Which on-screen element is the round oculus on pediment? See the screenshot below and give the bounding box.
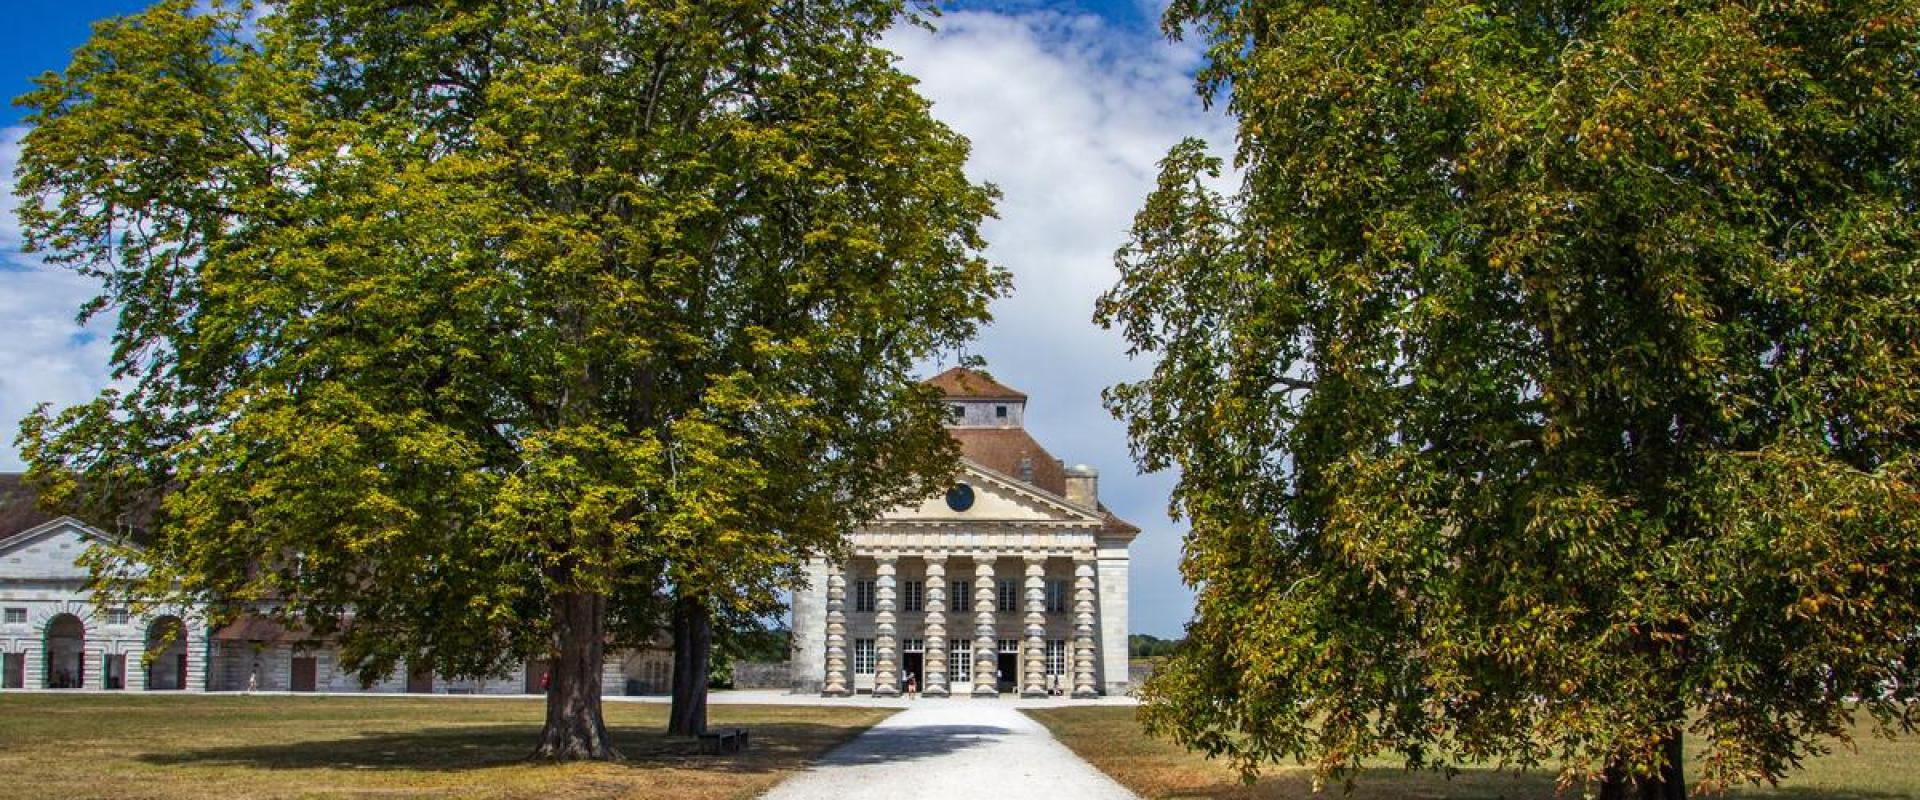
[945,483,975,512]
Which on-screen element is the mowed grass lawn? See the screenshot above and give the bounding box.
[0,694,889,800]
[1029,707,1920,800]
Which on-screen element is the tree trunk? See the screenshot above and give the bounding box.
[531,590,620,761]
[1598,729,1686,800]
[667,591,711,736]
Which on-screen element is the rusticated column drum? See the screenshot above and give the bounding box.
[823,565,850,697]
[1021,557,1048,697]
[1072,559,1098,698]
[874,558,900,697]
[924,558,949,697]
[973,559,999,697]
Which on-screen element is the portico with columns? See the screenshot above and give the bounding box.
[791,369,1138,698]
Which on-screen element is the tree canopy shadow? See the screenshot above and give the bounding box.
[136,722,860,775]
[805,723,1009,767]
[1164,767,1920,800]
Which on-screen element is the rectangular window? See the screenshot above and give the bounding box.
[854,639,875,675]
[996,579,1017,612]
[106,608,130,626]
[998,638,1021,654]
[1046,640,1067,676]
[902,638,924,653]
[950,639,972,682]
[1,652,22,689]
[2,608,24,625]
[854,579,876,613]
[952,581,971,611]
[902,580,924,612]
[995,405,1007,418]
[948,404,965,422]
[1046,580,1069,614]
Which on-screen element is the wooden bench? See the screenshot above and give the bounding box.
[698,727,750,754]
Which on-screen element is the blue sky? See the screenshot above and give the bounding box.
[0,1,1231,638]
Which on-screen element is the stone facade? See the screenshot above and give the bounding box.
[791,369,1139,697]
[0,512,660,696]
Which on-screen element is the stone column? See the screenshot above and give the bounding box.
[21,640,42,690]
[873,557,900,697]
[924,557,949,698]
[822,563,850,696]
[185,621,209,692]
[973,558,999,697]
[1098,553,1132,695]
[1021,556,1048,697]
[1073,559,1098,698]
[789,558,829,693]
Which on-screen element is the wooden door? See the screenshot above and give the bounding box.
[105,653,126,690]
[290,656,317,692]
[406,663,434,694]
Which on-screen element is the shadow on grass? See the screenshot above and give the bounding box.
[136,722,860,774]
[1161,767,1918,800]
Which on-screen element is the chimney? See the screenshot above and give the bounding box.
[1064,464,1098,509]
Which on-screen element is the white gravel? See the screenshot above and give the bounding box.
[758,701,1139,800]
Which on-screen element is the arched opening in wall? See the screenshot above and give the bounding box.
[44,614,85,689]
[145,616,188,690]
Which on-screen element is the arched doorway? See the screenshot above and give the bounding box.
[45,614,85,689]
[145,616,188,690]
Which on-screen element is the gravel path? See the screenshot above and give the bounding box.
[758,701,1138,799]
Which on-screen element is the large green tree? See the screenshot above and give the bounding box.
[14,0,1004,758]
[1098,0,1920,796]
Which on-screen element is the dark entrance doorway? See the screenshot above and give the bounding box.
[290,656,317,692]
[901,652,923,692]
[104,653,126,689]
[524,658,550,694]
[406,663,434,693]
[2,652,21,688]
[144,616,188,690]
[44,613,85,688]
[996,652,1018,693]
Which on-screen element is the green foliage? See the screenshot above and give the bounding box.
[708,622,792,686]
[15,0,1004,712]
[1098,0,1920,792]
[1129,633,1184,658]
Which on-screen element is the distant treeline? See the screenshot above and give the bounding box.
[1129,634,1184,658]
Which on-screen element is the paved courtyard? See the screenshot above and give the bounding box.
[760,701,1138,799]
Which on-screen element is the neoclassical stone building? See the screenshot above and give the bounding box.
[0,474,667,695]
[790,368,1139,697]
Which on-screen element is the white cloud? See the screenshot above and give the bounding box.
[0,9,1227,636]
[887,10,1233,636]
[0,126,115,472]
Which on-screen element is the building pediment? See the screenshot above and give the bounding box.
[0,517,132,582]
[874,460,1102,527]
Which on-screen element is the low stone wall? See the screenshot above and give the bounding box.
[1128,661,1155,690]
[731,660,791,690]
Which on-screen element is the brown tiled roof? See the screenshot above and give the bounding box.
[926,367,1027,400]
[1100,507,1141,535]
[950,427,1066,496]
[214,615,325,643]
[0,473,58,539]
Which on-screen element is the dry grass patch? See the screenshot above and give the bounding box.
[1026,707,1920,800]
[0,694,889,800]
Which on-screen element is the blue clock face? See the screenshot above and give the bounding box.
[945,483,975,512]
